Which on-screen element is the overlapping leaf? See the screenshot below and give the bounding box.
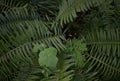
[57,0,105,24]
[0,8,65,81]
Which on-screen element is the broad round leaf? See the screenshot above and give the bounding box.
[38,47,58,69]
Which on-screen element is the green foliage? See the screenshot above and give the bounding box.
[31,40,91,81]
[0,7,65,81]
[38,47,58,69]
[84,28,120,81]
[33,43,47,52]
[57,0,105,24]
[85,29,120,57]
[0,0,27,12]
[0,0,120,81]
[33,44,58,69]
[32,44,75,81]
[41,53,74,81]
[82,0,120,31]
[66,39,87,68]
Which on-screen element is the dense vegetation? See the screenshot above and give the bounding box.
[0,0,120,81]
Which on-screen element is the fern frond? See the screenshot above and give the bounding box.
[84,28,120,80]
[57,0,105,24]
[0,8,65,81]
[12,64,42,81]
[82,0,119,31]
[41,53,75,81]
[86,53,120,81]
[0,0,27,12]
[75,69,101,81]
[31,0,59,15]
[85,29,120,57]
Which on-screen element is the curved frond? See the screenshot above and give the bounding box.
[11,64,42,81]
[85,29,120,57]
[0,8,65,81]
[57,0,105,24]
[0,0,27,12]
[31,0,59,16]
[85,53,120,81]
[84,28,120,80]
[41,52,75,81]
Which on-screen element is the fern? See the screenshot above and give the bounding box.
[32,44,75,81]
[84,28,120,80]
[0,0,27,12]
[0,0,120,81]
[57,0,105,24]
[12,64,42,81]
[85,29,120,57]
[0,8,65,81]
[41,53,74,81]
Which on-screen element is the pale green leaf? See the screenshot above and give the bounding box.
[38,47,58,69]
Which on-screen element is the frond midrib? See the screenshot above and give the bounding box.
[58,0,80,17]
[0,34,64,55]
[86,53,120,73]
[0,3,11,9]
[87,41,120,45]
[0,17,40,27]
[0,1,27,10]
